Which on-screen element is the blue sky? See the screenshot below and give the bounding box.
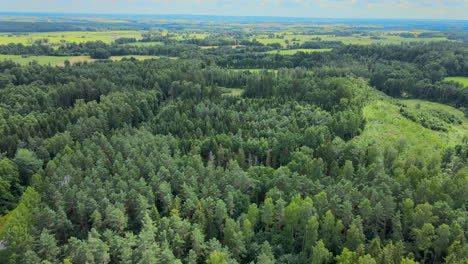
[1,0,467,20]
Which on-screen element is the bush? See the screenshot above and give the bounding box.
[90,48,111,59]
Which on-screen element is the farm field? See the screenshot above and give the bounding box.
[0,31,144,45]
[0,54,163,65]
[0,55,76,65]
[263,48,332,54]
[445,76,468,87]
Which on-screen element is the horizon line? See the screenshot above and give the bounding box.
[0,11,467,22]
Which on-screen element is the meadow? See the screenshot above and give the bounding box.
[221,88,244,96]
[0,31,144,45]
[354,92,467,162]
[444,76,468,87]
[0,54,162,66]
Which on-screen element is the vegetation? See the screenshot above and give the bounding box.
[445,77,468,87]
[263,49,332,55]
[0,15,466,264]
[0,54,162,65]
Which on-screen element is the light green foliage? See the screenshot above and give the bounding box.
[311,240,332,264]
[354,95,467,167]
[0,27,465,264]
[444,77,468,87]
[206,250,229,264]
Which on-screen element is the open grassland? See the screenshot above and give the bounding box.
[0,31,144,45]
[444,76,468,87]
[264,48,332,54]
[354,94,467,164]
[0,54,164,66]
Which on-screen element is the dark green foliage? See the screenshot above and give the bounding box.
[90,48,111,59]
[0,36,466,264]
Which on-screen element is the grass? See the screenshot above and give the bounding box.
[263,49,332,55]
[124,41,164,47]
[0,55,164,66]
[0,31,144,45]
[353,93,467,164]
[254,34,451,47]
[222,88,244,96]
[0,55,77,65]
[444,77,468,87]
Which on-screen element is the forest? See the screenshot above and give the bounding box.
[0,16,467,264]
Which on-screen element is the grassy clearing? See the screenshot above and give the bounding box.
[0,31,144,45]
[354,94,467,162]
[444,77,468,87]
[264,49,332,55]
[222,88,244,96]
[0,55,164,66]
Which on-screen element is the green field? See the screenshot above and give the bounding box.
[222,88,244,96]
[0,55,77,65]
[444,76,468,87]
[264,48,332,55]
[125,41,164,46]
[255,34,451,47]
[0,54,163,65]
[0,31,144,45]
[353,94,467,164]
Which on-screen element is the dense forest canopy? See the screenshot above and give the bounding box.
[0,16,466,264]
